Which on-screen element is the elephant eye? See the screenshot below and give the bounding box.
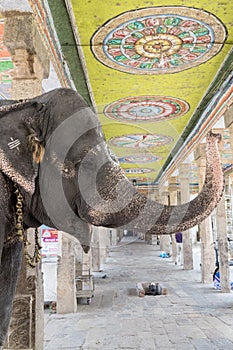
[62,162,76,179]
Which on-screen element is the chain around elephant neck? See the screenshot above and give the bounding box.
[14,184,42,268]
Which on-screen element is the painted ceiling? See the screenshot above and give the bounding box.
[67,0,233,185]
[0,0,233,187]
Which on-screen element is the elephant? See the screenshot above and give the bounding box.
[0,88,223,346]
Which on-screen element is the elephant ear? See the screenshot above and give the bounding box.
[0,100,45,194]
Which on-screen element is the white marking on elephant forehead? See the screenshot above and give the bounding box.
[0,148,34,194]
[8,137,20,151]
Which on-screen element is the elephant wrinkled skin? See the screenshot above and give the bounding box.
[0,88,224,345]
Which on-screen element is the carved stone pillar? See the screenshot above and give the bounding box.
[194,144,215,283]
[3,229,44,350]
[4,14,49,99]
[178,164,193,270]
[3,12,49,350]
[168,177,178,263]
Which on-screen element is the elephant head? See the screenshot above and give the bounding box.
[0,88,224,250]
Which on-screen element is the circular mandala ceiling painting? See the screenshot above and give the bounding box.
[91,7,226,74]
[104,96,189,122]
[119,155,161,163]
[109,134,173,148]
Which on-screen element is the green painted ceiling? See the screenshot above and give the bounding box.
[48,0,233,185]
[1,0,233,187]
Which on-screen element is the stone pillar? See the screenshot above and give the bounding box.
[178,164,193,270]
[110,229,117,247]
[117,229,124,243]
[223,104,233,130]
[168,177,178,263]
[74,234,93,306]
[212,126,230,292]
[91,227,110,272]
[92,227,101,272]
[4,14,49,99]
[99,228,110,266]
[158,185,171,253]
[220,114,233,292]
[145,188,160,243]
[216,195,231,292]
[194,144,215,283]
[3,12,49,350]
[3,230,44,349]
[56,233,77,313]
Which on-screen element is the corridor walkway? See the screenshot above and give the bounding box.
[44,238,233,350]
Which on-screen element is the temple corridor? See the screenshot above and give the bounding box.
[44,237,233,350]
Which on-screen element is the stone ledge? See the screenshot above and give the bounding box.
[0,0,32,17]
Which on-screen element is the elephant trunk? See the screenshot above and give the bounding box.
[81,131,223,235]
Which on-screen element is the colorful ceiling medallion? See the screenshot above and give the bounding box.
[124,168,152,174]
[104,95,189,122]
[119,154,161,163]
[91,7,226,74]
[109,134,173,148]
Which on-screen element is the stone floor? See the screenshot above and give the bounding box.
[44,238,233,350]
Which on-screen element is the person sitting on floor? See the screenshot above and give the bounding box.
[213,264,221,290]
[213,264,233,290]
